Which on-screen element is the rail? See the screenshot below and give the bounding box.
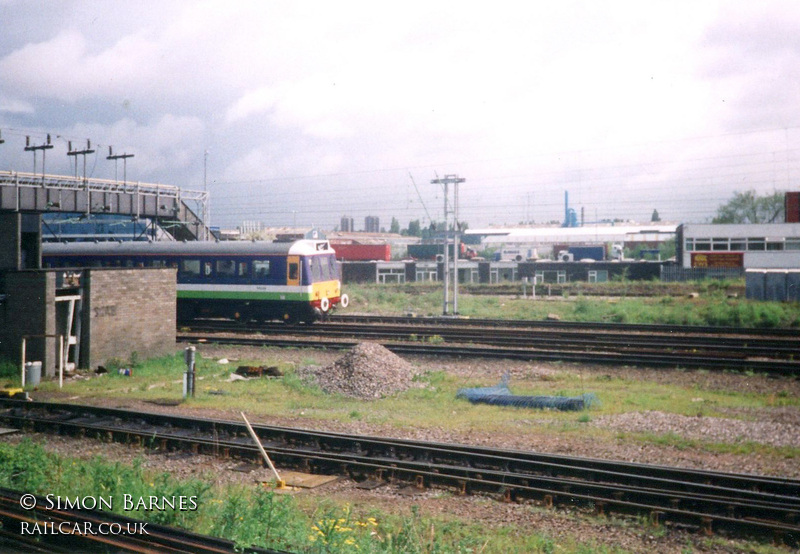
[1,400,797,545]
[178,322,800,374]
[329,314,800,337]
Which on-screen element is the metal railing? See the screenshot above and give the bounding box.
[0,170,207,203]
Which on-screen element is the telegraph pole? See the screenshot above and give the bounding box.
[107,146,134,185]
[431,174,465,315]
[68,140,95,215]
[204,149,210,236]
[67,140,95,184]
[25,134,54,184]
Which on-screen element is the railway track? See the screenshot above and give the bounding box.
[180,317,800,374]
[329,314,800,337]
[1,400,798,545]
[0,488,282,553]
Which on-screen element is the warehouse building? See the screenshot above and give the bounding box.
[677,223,800,270]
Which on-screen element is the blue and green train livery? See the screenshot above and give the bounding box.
[42,239,348,324]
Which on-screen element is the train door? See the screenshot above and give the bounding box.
[287,255,301,286]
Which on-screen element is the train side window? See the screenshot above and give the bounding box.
[786,238,800,250]
[181,259,200,276]
[288,262,298,281]
[238,262,248,277]
[204,262,213,276]
[253,260,270,278]
[216,259,236,276]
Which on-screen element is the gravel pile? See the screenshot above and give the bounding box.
[299,342,421,399]
[593,410,800,448]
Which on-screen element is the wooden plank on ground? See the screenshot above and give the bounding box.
[267,470,339,489]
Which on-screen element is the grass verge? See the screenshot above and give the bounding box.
[0,439,636,553]
[343,282,800,328]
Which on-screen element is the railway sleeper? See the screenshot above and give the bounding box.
[6,405,800,547]
[700,516,714,536]
[594,501,606,517]
[650,510,664,526]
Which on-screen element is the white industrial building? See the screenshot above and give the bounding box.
[465,224,677,260]
[678,223,800,269]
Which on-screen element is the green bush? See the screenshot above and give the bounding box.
[0,358,19,380]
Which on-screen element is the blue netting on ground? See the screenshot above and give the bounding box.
[456,376,598,411]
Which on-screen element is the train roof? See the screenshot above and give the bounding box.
[42,239,334,257]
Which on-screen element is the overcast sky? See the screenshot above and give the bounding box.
[1,1,799,231]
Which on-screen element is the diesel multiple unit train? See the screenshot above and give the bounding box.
[42,239,348,324]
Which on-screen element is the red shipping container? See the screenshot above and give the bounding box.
[786,191,800,223]
[330,243,391,261]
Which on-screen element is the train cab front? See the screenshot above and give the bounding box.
[310,283,348,321]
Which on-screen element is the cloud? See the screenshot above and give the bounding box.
[0,29,163,104]
[0,94,33,114]
[10,115,207,183]
[699,4,800,130]
[225,88,277,124]
[2,1,799,228]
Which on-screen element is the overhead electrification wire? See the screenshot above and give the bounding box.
[408,172,433,223]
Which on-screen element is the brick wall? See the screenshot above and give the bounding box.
[0,270,55,373]
[0,213,21,270]
[83,268,176,369]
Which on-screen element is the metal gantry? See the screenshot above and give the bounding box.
[431,174,465,315]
